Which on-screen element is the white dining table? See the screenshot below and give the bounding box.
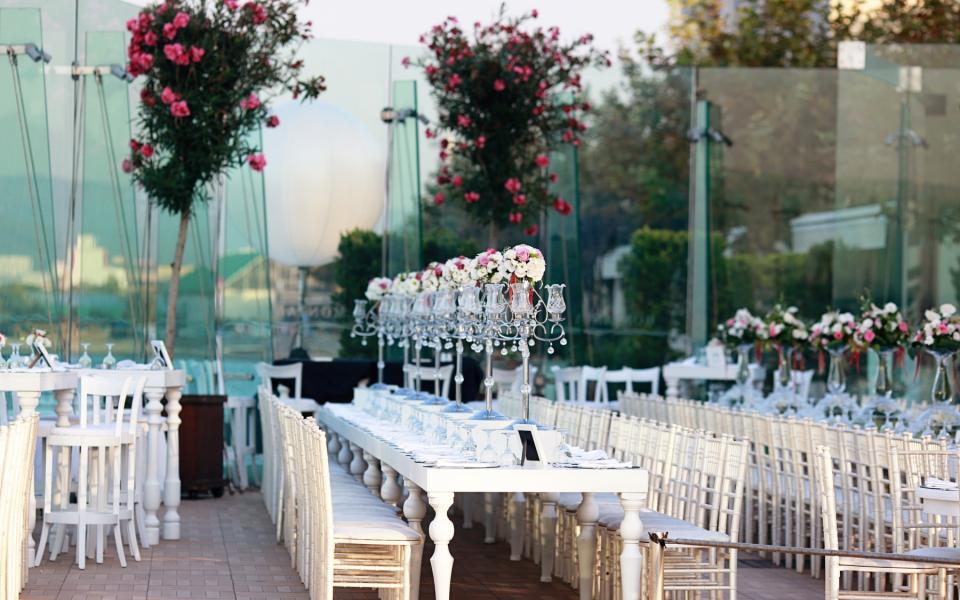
[318,401,650,600]
[0,366,186,547]
[662,359,765,398]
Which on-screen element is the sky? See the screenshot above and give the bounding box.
[302,0,670,53]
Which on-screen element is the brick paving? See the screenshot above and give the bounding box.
[22,491,823,599]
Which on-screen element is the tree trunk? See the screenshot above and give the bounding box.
[165,211,191,359]
[488,221,498,249]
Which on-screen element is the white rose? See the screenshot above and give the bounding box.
[942,303,957,317]
[925,310,940,323]
[883,302,897,314]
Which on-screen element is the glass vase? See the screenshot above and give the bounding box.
[873,347,894,398]
[735,344,753,402]
[927,349,956,404]
[826,346,848,395]
[776,346,794,392]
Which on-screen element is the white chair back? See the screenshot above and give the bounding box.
[551,366,582,402]
[579,366,606,402]
[77,375,145,436]
[599,367,661,403]
[257,361,304,399]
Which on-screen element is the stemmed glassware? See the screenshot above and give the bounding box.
[9,343,22,369]
[78,342,93,368]
[101,343,117,370]
[0,338,7,370]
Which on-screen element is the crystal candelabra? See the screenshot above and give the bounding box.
[350,299,385,384]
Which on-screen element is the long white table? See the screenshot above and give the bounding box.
[662,360,765,398]
[318,403,650,600]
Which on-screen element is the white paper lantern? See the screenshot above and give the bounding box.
[263,101,385,268]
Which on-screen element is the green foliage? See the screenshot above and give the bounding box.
[125,0,324,215]
[332,229,382,359]
[422,228,483,266]
[333,229,382,314]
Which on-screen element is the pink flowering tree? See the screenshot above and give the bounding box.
[124,0,324,356]
[409,8,607,240]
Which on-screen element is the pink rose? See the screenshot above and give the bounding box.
[224,0,239,9]
[160,87,178,104]
[426,65,438,77]
[247,153,267,171]
[121,158,133,173]
[434,265,443,277]
[170,100,190,118]
[464,191,480,203]
[508,212,522,224]
[478,254,489,267]
[126,18,138,33]
[137,53,155,71]
[833,330,843,340]
[535,154,550,168]
[456,114,471,127]
[863,330,876,343]
[401,56,410,67]
[451,175,463,187]
[939,323,949,334]
[898,321,908,332]
[162,22,177,40]
[553,198,572,215]
[189,46,205,62]
[239,93,261,110]
[513,194,526,205]
[163,43,185,62]
[516,246,530,261]
[140,144,154,158]
[433,192,445,206]
[475,135,486,149]
[448,73,462,87]
[173,11,190,28]
[504,178,521,193]
[524,224,539,237]
[144,31,158,46]
[493,79,505,91]
[266,115,280,128]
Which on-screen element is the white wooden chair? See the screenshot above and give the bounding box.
[597,366,661,403]
[256,362,321,413]
[36,375,146,569]
[0,415,39,599]
[492,366,538,397]
[814,445,951,600]
[551,366,582,402]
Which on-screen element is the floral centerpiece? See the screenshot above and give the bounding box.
[391,272,421,296]
[765,304,808,390]
[25,328,50,349]
[717,308,766,347]
[419,263,444,292]
[469,248,507,284]
[410,9,607,238]
[857,300,910,398]
[364,277,392,301]
[123,0,324,356]
[501,244,546,284]
[809,311,859,395]
[912,304,960,403]
[442,256,476,289]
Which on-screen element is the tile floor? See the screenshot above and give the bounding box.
[22,491,823,599]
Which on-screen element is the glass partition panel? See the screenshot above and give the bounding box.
[386,80,422,277]
[0,8,60,346]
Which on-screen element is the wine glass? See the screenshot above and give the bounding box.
[101,343,116,370]
[78,343,93,368]
[9,343,21,369]
[0,338,7,370]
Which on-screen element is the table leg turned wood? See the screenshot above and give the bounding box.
[619,492,646,600]
[143,388,164,546]
[16,390,41,560]
[510,491,525,561]
[540,492,559,582]
[428,491,455,600]
[163,386,183,540]
[576,492,599,600]
[403,481,427,600]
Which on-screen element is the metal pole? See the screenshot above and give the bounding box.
[433,343,442,397]
[296,266,308,349]
[484,340,495,412]
[377,332,385,383]
[520,333,531,422]
[454,338,464,405]
[414,337,423,392]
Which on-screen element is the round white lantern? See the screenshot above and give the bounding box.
[263,101,385,268]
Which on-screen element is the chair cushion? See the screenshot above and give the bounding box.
[599,508,731,543]
[49,423,136,443]
[558,492,621,511]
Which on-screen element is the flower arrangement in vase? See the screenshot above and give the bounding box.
[501,244,546,284]
[441,256,476,289]
[391,272,421,296]
[764,304,809,392]
[409,8,607,238]
[468,248,507,284]
[123,0,324,356]
[809,310,859,395]
[717,308,767,403]
[856,300,910,398]
[912,304,960,403]
[419,263,444,292]
[364,277,392,302]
